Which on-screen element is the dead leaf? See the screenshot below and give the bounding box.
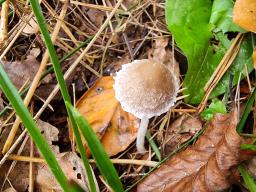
[72,76,139,156]
[137,110,241,192]
[22,17,39,34]
[233,0,256,32]
[101,104,139,156]
[36,152,89,192]
[1,55,40,90]
[75,76,119,140]
[87,9,105,28]
[162,114,202,156]
[0,161,29,191]
[36,119,59,154]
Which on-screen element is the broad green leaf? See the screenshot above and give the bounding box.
[67,103,124,192]
[210,0,245,33]
[201,99,227,120]
[165,0,253,104]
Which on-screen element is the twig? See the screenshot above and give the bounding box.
[7,154,158,167]
[0,0,9,46]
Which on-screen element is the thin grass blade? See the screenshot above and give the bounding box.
[238,165,256,192]
[0,63,71,190]
[66,102,97,192]
[68,104,124,192]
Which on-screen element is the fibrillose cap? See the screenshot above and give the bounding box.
[113,59,179,119]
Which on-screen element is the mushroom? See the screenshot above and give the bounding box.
[113,59,179,153]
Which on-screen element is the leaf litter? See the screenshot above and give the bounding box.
[138,110,241,192]
[1,0,256,191]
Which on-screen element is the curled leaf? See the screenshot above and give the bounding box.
[137,110,241,192]
[71,76,139,157]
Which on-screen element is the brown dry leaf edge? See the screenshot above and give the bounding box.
[137,109,241,192]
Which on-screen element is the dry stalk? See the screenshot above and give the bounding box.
[0,0,9,46]
[198,33,244,113]
[7,154,158,167]
[2,1,69,154]
[34,0,124,119]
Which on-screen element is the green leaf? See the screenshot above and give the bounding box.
[210,34,254,98]
[165,0,254,104]
[238,165,256,192]
[210,0,245,33]
[201,99,227,120]
[67,103,124,192]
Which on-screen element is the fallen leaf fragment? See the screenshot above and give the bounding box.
[36,119,60,153]
[162,114,202,156]
[71,76,139,157]
[74,76,119,140]
[22,17,39,34]
[233,0,256,32]
[1,55,41,90]
[36,152,89,192]
[101,104,139,156]
[138,110,241,192]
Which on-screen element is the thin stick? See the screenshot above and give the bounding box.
[70,1,123,12]
[1,1,68,154]
[34,0,124,119]
[0,0,9,46]
[7,154,158,167]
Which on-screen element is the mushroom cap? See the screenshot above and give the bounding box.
[113,59,179,119]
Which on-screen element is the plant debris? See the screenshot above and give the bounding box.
[137,109,241,192]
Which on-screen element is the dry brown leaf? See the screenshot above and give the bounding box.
[162,114,202,156]
[22,17,39,34]
[1,55,41,90]
[36,119,60,154]
[101,104,139,156]
[75,76,119,139]
[36,152,89,192]
[72,76,139,156]
[233,0,256,32]
[137,110,241,192]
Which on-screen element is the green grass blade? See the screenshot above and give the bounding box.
[146,132,161,161]
[238,165,256,192]
[237,88,256,133]
[0,0,6,5]
[0,37,92,117]
[68,104,124,192]
[241,144,256,151]
[66,102,97,192]
[0,63,71,191]
[29,0,71,104]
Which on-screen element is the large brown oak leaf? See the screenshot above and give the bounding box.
[137,110,241,192]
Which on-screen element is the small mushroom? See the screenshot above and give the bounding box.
[113,59,179,153]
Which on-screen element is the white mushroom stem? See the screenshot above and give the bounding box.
[136,117,149,153]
